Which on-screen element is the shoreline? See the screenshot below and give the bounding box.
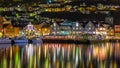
[42,38,120,44]
[0,37,120,44]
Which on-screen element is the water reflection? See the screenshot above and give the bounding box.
[0,42,120,68]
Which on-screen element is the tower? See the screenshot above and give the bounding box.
[105,13,114,26]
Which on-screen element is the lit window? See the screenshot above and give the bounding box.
[53,23,56,26]
[54,28,56,30]
[76,23,79,27]
[89,27,91,30]
[76,28,78,30]
[73,27,75,30]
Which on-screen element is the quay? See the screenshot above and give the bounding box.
[42,35,119,44]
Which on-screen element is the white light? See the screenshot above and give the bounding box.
[76,22,79,27]
[53,23,56,26]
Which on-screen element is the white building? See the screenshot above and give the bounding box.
[51,20,83,35]
[84,21,96,34]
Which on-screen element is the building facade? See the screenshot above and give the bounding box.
[50,20,98,35]
[50,21,109,40]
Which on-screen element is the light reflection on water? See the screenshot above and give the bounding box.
[0,42,120,68]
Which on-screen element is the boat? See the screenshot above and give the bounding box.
[31,36,43,44]
[14,43,28,48]
[12,36,28,43]
[0,38,11,44]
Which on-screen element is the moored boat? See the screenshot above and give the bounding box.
[0,38,11,44]
[12,36,28,43]
[31,36,43,44]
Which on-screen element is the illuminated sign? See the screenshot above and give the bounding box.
[27,24,33,30]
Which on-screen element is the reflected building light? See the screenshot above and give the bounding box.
[56,47,60,58]
[53,48,56,64]
[45,45,47,58]
[27,44,33,61]
[9,59,12,68]
[75,47,79,66]
[39,46,41,58]
[10,47,13,60]
[62,47,64,59]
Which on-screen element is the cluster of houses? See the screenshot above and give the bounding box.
[51,20,107,34]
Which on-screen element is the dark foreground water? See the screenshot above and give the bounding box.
[0,42,120,68]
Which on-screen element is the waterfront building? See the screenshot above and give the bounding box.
[40,22,50,35]
[84,21,96,34]
[114,25,120,39]
[51,20,71,35]
[50,20,109,40]
[51,20,84,35]
[58,20,74,35]
[50,21,59,35]
[72,21,84,35]
[34,24,41,35]
[96,23,107,35]
[5,24,20,38]
[95,23,108,39]
[107,27,114,36]
[0,16,16,38]
[23,23,38,39]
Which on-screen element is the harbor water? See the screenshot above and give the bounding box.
[0,42,120,68]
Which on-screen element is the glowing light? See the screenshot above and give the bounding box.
[76,22,79,27]
[0,32,2,38]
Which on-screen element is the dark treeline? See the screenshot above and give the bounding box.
[64,0,120,5]
[40,11,120,25]
[0,0,120,6]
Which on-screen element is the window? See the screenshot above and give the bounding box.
[76,23,79,27]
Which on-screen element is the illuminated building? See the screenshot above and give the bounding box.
[95,23,107,39]
[84,21,96,34]
[114,25,120,39]
[51,20,83,35]
[34,24,41,36]
[40,23,50,36]
[23,23,38,39]
[0,16,16,38]
[5,24,20,38]
[49,20,109,40]
[51,21,96,35]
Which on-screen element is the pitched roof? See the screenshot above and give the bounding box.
[40,22,50,28]
[85,21,95,31]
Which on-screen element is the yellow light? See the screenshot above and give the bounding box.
[110,7,116,11]
[86,7,96,11]
[78,7,84,11]
[45,9,48,11]
[44,28,47,31]
[0,32,2,38]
